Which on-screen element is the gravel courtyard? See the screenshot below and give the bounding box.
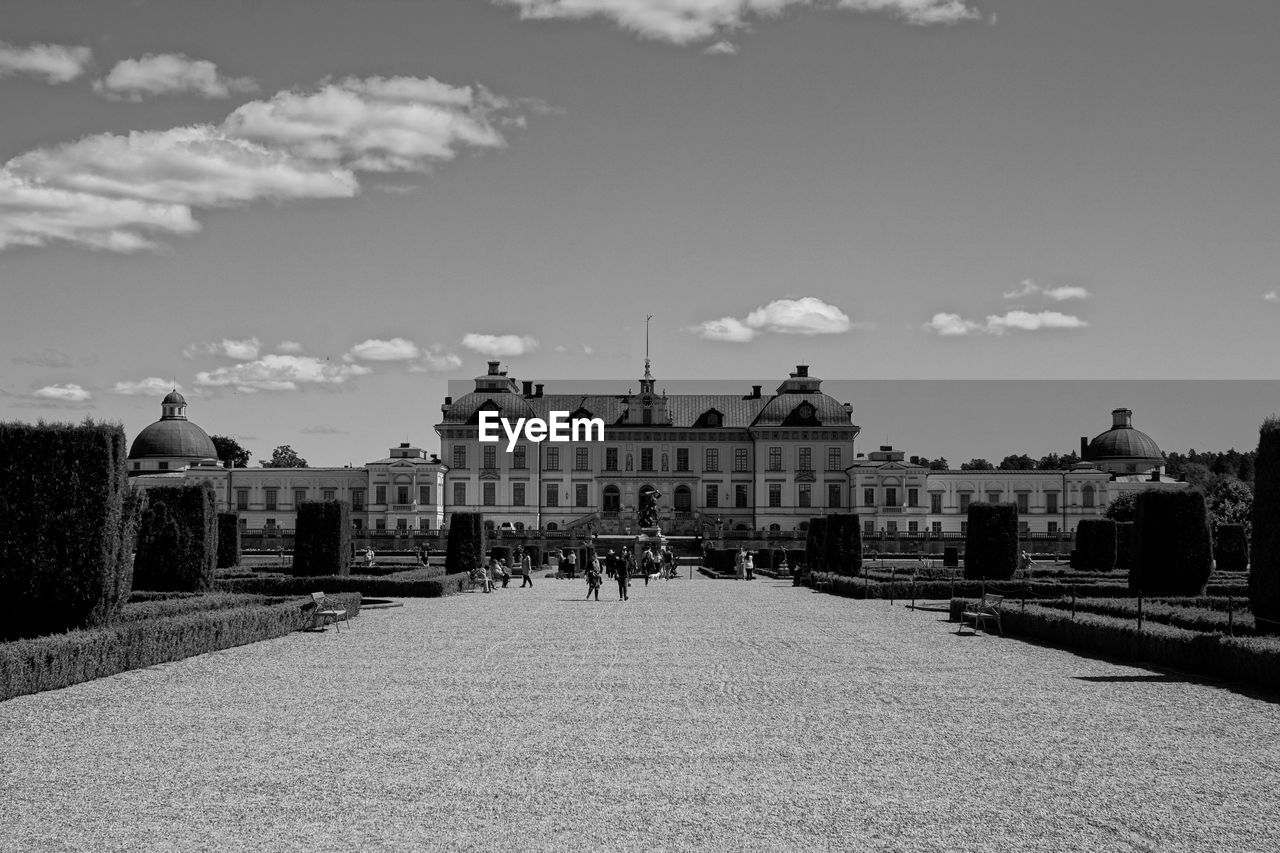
[3,576,1278,853]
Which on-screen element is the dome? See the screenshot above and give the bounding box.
[128,419,218,460]
[1085,408,1162,462]
[162,390,186,405]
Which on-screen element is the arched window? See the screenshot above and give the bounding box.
[1082,485,1095,508]
[602,485,621,514]
[546,522,559,531]
[674,485,692,515]
[735,523,750,531]
[769,523,781,532]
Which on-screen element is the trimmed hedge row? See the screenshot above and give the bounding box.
[1115,521,1134,572]
[964,503,1019,580]
[217,513,241,569]
[807,571,1249,602]
[0,593,361,702]
[1032,596,1259,636]
[293,501,351,577]
[945,599,1280,694]
[134,483,218,592]
[215,571,471,598]
[1252,417,1280,633]
[0,421,141,640]
[1132,490,1213,596]
[446,512,485,576]
[118,592,270,623]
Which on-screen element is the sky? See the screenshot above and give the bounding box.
[2,0,1279,466]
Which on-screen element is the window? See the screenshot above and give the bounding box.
[1048,521,1059,534]
[419,518,430,531]
[734,448,749,472]
[1016,493,1029,514]
[987,491,1001,504]
[641,448,653,471]
[605,447,618,471]
[959,493,971,512]
[452,446,466,468]
[798,484,811,508]
[930,493,942,513]
[768,446,782,471]
[352,489,365,510]
[908,521,918,533]
[705,485,719,508]
[513,445,527,470]
[827,447,841,471]
[885,487,897,507]
[864,487,875,507]
[397,518,408,531]
[675,448,689,471]
[887,521,898,534]
[158,461,169,470]
[575,447,589,471]
[236,489,249,511]
[483,483,496,506]
[704,448,719,472]
[397,485,410,505]
[735,484,748,508]
[375,518,386,531]
[483,445,496,470]
[375,485,387,505]
[545,483,559,507]
[546,447,560,470]
[419,485,430,505]
[960,521,968,535]
[575,483,589,507]
[1082,485,1095,508]
[768,483,782,508]
[798,447,812,471]
[133,462,141,471]
[513,482,525,506]
[265,488,278,511]
[1046,492,1059,514]
[907,488,919,508]
[931,521,942,535]
[828,484,842,508]
[453,482,466,505]
[349,518,359,532]
[864,519,875,534]
[322,489,335,502]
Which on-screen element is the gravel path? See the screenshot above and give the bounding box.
[3,576,1278,852]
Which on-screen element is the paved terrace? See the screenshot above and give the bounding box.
[2,576,1278,852]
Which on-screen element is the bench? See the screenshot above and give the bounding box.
[960,594,1003,635]
[305,592,348,632]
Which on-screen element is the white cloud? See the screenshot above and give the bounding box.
[184,337,262,360]
[695,297,854,342]
[923,312,981,336]
[0,41,92,84]
[346,337,421,361]
[704,41,738,56]
[110,377,182,396]
[0,74,523,253]
[299,424,346,435]
[984,310,1087,334]
[494,1,980,45]
[409,348,463,372]
[1003,278,1091,301]
[94,53,259,100]
[1265,291,1278,303]
[194,354,370,393]
[462,333,539,357]
[33,383,91,402]
[277,340,303,353]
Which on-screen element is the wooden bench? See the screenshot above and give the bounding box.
[960,594,1003,635]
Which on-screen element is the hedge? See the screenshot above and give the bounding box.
[1115,522,1134,572]
[119,592,269,622]
[0,592,361,702]
[134,483,218,592]
[293,500,351,577]
[943,546,959,568]
[0,420,141,640]
[1074,518,1117,572]
[1215,524,1249,572]
[946,599,1280,695]
[807,571,1248,602]
[217,513,241,569]
[964,502,1019,580]
[446,512,485,576]
[1132,490,1213,596]
[804,517,828,571]
[1071,521,1093,570]
[215,571,471,598]
[1032,596,1260,636]
[1251,417,1280,633]
[822,513,862,576]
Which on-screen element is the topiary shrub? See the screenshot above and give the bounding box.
[134,483,218,591]
[1075,518,1117,571]
[1131,490,1213,596]
[0,421,141,639]
[216,512,240,569]
[1114,521,1134,572]
[1214,523,1249,572]
[292,500,352,577]
[445,512,485,576]
[804,517,828,571]
[822,513,863,576]
[1250,417,1280,633]
[963,502,1019,580]
[943,546,959,568]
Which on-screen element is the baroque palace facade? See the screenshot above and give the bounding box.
[130,366,1184,537]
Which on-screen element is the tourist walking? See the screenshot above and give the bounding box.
[616,554,629,601]
[623,550,636,582]
[520,548,533,587]
[641,546,656,586]
[585,558,601,601]
[661,546,675,579]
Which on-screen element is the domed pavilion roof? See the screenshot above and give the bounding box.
[1085,408,1163,462]
[128,393,217,461]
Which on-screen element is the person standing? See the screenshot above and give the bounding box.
[641,546,655,586]
[735,547,746,580]
[623,550,637,583]
[566,548,577,579]
[520,548,533,588]
[661,546,675,580]
[745,551,755,580]
[616,553,629,601]
[585,558,601,601]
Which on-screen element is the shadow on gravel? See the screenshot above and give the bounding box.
[1075,674,1192,684]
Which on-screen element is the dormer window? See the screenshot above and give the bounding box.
[707,412,720,427]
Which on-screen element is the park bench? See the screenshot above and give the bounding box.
[959,594,1003,635]
[305,592,348,632]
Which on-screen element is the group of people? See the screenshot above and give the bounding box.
[471,547,534,593]
[583,545,678,600]
[734,547,755,580]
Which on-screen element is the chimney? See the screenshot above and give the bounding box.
[879,445,892,452]
[752,384,762,398]
[444,396,452,406]
[522,380,533,396]
[795,365,809,378]
[1112,408,1133,428]
[1149,469,1160,482]
[400,442,410,448]
[534,383,544,397]
[486,360,501,375]
[1080,436,1089,458]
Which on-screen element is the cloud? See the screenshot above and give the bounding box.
[925,309,1087,335]
[1002,279,1091,301]
[462,333,539,357]
[184,337,262,360]
[194,354,371,393]
[1,74,523,252]
[94,53,259,100]
[277,340,303,353]
[299,424,346,435]
[493,1,980,45]
[409,347,463,372]
[704,41,738,56]
[695,297,855,342]
[33,383,91,402]
[110,377,182,396]
[0,41,92,84]
[1265,291,1278,303]
[346,337,421,361]
[12,348,74,368]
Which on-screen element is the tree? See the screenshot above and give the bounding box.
[1104,492,1137,523]
[998,454,1036,470]
[928,457,949,471]
[1206,476,1253,538]
[960,458,994,471]
[210,434,251,468]
[261,444,308,468]
[1037,451,1081,470]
